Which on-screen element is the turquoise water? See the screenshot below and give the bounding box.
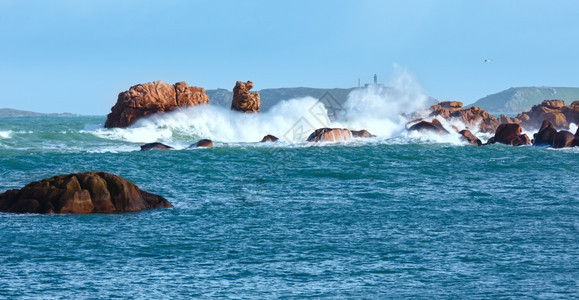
[1,116,578,298]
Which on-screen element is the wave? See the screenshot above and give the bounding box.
[88,70,450,146]
[0,131,12,139]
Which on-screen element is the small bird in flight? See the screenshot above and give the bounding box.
[484,59,492,63]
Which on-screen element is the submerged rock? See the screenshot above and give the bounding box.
[0,172,172,214]
[486,123,531,146]
[351,130,376,138]
[231,81,261,113]
[307,128,353,142]
[260,135,279,142]
[189,139,213,148]
[105,81,209,128]
[140,142,174,151]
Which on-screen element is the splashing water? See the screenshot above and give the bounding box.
[89,69,442,145]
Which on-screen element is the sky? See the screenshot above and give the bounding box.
[1,0,578,115]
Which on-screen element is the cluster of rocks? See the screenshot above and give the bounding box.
[428,100,579,133]
[408,116,578,148]
[0,172,172,214]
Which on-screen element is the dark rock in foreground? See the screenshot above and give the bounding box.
[140,142,174,151]
[486,123,531,146]
[0,172,172,214]
[260,135,279,142]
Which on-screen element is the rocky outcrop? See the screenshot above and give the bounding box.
[260,135,279,142]
[189,139,213,148]
[429,102,500,133]
[0,172,172,214]
[105,81,209,128]
[351,130,376,138]
[459,130,482,146]
[407,119,450,135]
[140,142,174,151]
[552,131,575,148]
[486,123,531,146]
[231,81,261,113]
[307,128,353,142]
[532,120,558,146]
[426,99,579,133]
[515,100,579,130]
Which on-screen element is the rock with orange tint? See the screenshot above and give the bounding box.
[486,123,531,146]
[189,139,213,148]
[514,100,578,130]
[0,172,172,214]
[429,102,500,133]
[105,81,209,128]
[231,81,261,113]
[307,128,353,142]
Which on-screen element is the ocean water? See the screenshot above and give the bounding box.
[0,107,578,298]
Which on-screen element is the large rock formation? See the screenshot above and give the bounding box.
[105,81,209,128]
[515,100,579,130]
[486,123,531,146]
[0,172,172,214]
[231,81,261,113]
[307,128,353,142]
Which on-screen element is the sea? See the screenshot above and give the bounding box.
[0,90,578,298]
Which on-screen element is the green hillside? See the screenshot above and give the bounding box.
[469,87,579,113]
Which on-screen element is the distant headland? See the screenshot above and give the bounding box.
[0,108,76,117]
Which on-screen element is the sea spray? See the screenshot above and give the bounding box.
[92,97,328,145]
[0,131,12,139]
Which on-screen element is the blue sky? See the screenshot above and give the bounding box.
[1,0,578,114]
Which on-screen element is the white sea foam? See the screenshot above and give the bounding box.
[0,131,12,139]
[569,123,578,134]
[87,68,483,146]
